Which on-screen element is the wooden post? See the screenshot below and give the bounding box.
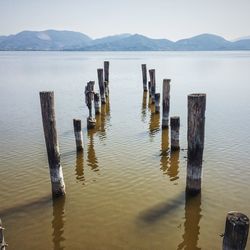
[149,69,156,103]
[85,81,96,129]
[155,93,160,113]
[40,91,66,198]
[170,116,180,150]
[141,64,147,91]
[148,81,152,97]
[0,218,7,250]
[162,79,171,128]
[104,81,109,97]
[104,61,109,83]
[97,68,106,104]
[186,93,206,195]
[94,93,100,114]
[223,212,249,250]
[73,119,83,151]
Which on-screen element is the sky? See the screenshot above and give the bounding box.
[0,0,250,41]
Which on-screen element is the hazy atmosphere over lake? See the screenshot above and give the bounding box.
[0,1,250,250]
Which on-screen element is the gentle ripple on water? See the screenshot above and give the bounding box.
[0,51,250,249]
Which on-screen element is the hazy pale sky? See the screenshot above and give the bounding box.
[0,0,250,40]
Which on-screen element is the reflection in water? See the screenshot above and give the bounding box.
[160,129,179,182]
[160,128,170,172]
[98,98,111,140]
[141,92,147,122]
[52,196,66,250]
[149,110,160,137]
[178,193,202,250]
[75,151,85,184]
[168,151,180,182]
[87,129,99,172]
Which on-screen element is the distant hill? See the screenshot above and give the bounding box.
[0,30,250,51]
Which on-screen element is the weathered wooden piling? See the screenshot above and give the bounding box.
[40,91,66,197]
[155,93,160,113]
[97,68,106,104]
[0,218,7,250]
[170,116,180,150]
[104,81,109,97]
[149,69,156,103]
[186,93,206,195]
[94,93,100,114]
[148,81,152,97]
[162,79,171,128]
[85,81,96,129]
[104,61,109,83]
[73,119,83,151]
[141,64,147,91]
[223,212,249,250]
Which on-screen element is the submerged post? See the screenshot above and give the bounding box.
[149,69,156,103]
[0,218,7,250]
[186,93,206,195]
[97,68,106,104]
[85,81,96,129]
[40,91,66,197]
[94,93,100,114]
[73,119,83,151]
[170,116,180,151]
[162,79,171,128]
[155,93,160,113]
[223,212,249,250]
[141,64,147,91]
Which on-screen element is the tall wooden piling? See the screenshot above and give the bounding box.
[97,68,106,104]
[186,93,206,195]
[85,81,96,129]
[162,79,171,128]
[40,91,66,198]
[94,93,100,114]
[155,93,160,113]
[0,218,7,250]
[149,69,156,103]
[223,212,249,250]
[141,64,147,91]
[170,116,180,150]
[104,61,109,83]
[73,119,83,151]
[148,81,152,97]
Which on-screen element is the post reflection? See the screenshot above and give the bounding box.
[98,98,111,140]
[52,196,66,250]
[141,91,147,122]
[75,151,85,184]
[177,193,202,250]
[87,129,99,172]
[148,96,160,136]
[160,128,170,173]
[168,150,180,182]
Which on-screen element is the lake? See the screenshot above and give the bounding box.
[0,51,250,249]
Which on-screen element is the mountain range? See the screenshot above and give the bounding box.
[0,30,250,51]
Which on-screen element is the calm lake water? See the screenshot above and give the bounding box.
[0,51,250,250]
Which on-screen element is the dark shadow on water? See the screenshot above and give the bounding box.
[177,193,202,250]
[0,194,52,218]
[138,192,185,224]
[75,151,85,184]
[141,91,147,123]
[52,196,66,250]
[87,129,99,172]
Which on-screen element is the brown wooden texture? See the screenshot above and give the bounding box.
[149,69,156,103]
[154,93,160,113]
[97,68,106,104]
[162,79,171,128]
[85,81,95,118]
[73,119,83,151]
[148,81,152,97]
[104,61,109,83]
[170,116,180,150]
[141,64,147,91]
[186,93,206,195]
[39,91,65,198]
[94,93,100,114]
[223,212,249,250]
